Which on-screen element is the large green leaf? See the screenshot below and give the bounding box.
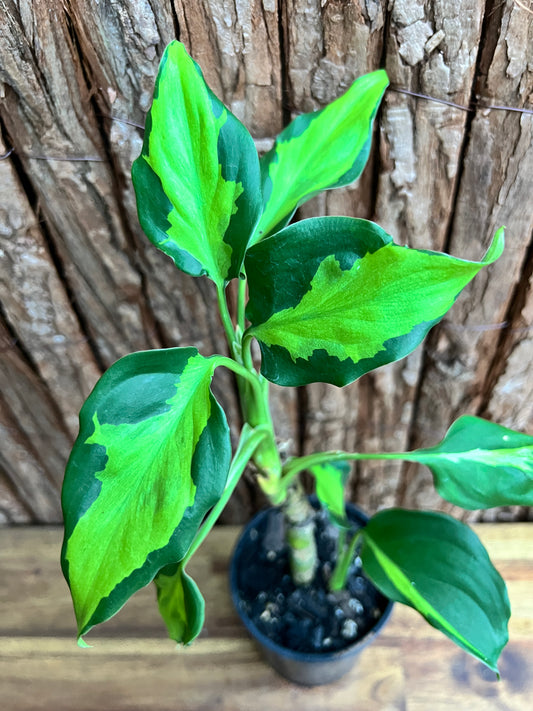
[245,219,503,387]
[61,348,230,641]
[361,509,510,673]
[252,69,388,243]
[155,563,204,645]
[132,41,262,286]
[407,416,533,509]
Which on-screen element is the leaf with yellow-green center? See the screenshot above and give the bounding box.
[245,218,503,386]
[61,348,230,641]
[404,416,533,509]
[253,69,389,242]
[132,41,261,285]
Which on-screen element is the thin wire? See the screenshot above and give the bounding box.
[100,114,145,130]
[390,86,533,116]
[24,154,107,162]
[477,102,533,115]
[390,86,474,112]
[2,87,532,164]
[0,146,14,160]
[514,0,533,15]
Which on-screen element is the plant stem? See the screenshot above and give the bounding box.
[181,424,269,567]
[281,483,318,586]
[215,355,262,395]
[216,354,283,489]
[241,331,255,372]
[236,274,247,333]
[216,281,238,355]
[215,280,315,577]
[281,449,415,487]
[329,529,363,591]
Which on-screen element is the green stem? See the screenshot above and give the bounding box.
[181,424,269,567]
[282,483,318,585]
[214,285,281,486]
[217,354,283,489]
[215,355,263,393]
[281,449,415,487]
[241,331,255,372]
[329,529,363,591]
[216,282,237,355]
[237,273,247,334]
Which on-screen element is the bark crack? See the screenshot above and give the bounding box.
[477,233,533,416]
[0,113,107,377]
[61,4,169,351]
[396,0,509,502]
[167,0,181,40]
[277,0,292,126]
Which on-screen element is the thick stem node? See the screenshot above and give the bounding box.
[281,486,318,586]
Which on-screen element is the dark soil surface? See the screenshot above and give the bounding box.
[232,504,391,655]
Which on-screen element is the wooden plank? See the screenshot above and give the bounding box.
[376,0,485,250]
[486,290,533,433]
[0,130,98,522]
[0,469,31,524]
[0,637,405,711]
[0,524,532,710]
[0,319,74,521]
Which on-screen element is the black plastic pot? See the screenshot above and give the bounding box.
[229,501,394,686]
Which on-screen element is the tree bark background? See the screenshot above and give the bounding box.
[0,0,531,524]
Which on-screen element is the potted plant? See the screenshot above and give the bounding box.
[61,41,532,685]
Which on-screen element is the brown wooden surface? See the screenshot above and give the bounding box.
[0,1,532,523]
[1,523,532,710]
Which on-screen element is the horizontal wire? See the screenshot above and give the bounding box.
[389,86,533,115]
[389,86,474,112]
[1,86,532,163]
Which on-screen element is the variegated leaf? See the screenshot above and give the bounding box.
[252,70,388,242]
[155,562,205,645]
[407,416,533,509]
[132,41,262,286]
[61,348,230,641]
[245,219,503,387]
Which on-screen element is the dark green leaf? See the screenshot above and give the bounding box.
[61,348,230,641]
[132,41,262,286]
[253,70,388,242]
[361,509,510,673]
[408,416,533,509]
[245,218,503,387]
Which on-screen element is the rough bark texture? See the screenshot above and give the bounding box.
[0,0,531,524]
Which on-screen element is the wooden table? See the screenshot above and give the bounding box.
[1,524,532,710]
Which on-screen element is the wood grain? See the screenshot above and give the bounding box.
[400,0,533,517]
[0,0,531,523]
[0,524,532,710]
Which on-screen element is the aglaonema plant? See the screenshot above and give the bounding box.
[61,40,533,675]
